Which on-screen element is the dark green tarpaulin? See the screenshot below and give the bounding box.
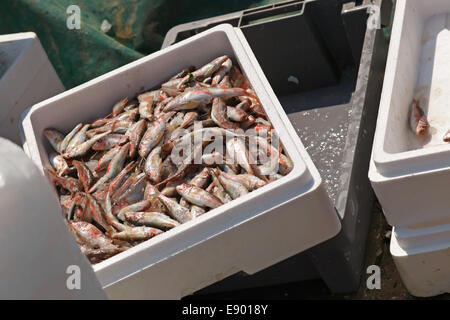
[0,0,280,89]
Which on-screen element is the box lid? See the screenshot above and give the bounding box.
[0,32,65,146]
[0,138,105,299]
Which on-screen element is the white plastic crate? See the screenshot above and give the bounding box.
[20,24,341,299]
[391,224,450,297]
[0,32,64,146]
[369,0,450,227]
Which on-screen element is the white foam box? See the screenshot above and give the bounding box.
[20,24,341,299]
[0,32,64,146]
[391,224,450,297]
[369,0,450,227]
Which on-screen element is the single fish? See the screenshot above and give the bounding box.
[139,112,174,158]
[73,160,95,192]
[45,167,82,194]
[108,161,137,195]
[278,154,293,175]
[226,137,254,175]
[60,123,83,154]
[157,193,193,223]
[410,99,429,135]
[176,183,223,209]
[160,156,177,181]
[49,151,70,176]
[63,130,113,159]
[230,66,249,89]
[179,56,229,86]
[212,58,233,85]
[211,97,239,129]
[144,146,163,184]
[92,134,128,151]
[181,112,198,128]
[68,221,115,248]
[70,192,90,222]
[217,75,232,89]
[89,143,130,193]
[81,245,124,263]
[123,211,180,230]
[66,124,90,152]
[161,184,178,197]
[138,101,153,120]
[444,129,450,142]
[212,185,232,204]
[87,120,133,137]
[104,192,130,232]
[161,78,185,96]
[201,152,224,166]
[208,168,232,203]
[163,87,248,112]
[248,135,280,179]
[44,128,65,153]
[189,167,210,189]
[219,172,266,191]
[125,119,147,158]
[85,194,115,234]
[115,108,139,122]
[117,172,147,206]
[112,97,128,117]
[137,90,166,104]
[190,205,206,217]
[111,226,163,241]
[117,199,151,221]
[94,145,120,172]
[216,169,249,199]
[227,106,250,122]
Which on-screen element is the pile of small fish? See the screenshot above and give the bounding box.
[43,55,293,264]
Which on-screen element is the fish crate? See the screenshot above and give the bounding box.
[20,24,342,299]
[161,0,392,294]
[0,32,64,146]
[391,224,450,297]
[369,0,450,228]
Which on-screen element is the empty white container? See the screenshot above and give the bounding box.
[391,224,450,297]
[369,0,450,227]
[20,24,341,299]
[0,32,64,146]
